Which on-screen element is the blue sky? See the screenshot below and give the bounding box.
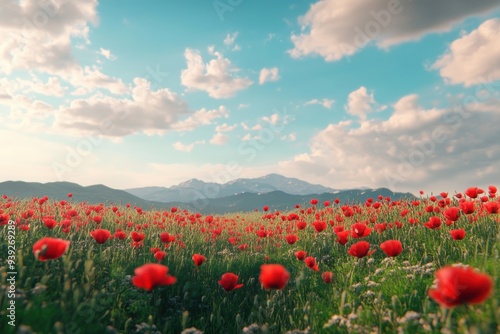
[1,0,500,195]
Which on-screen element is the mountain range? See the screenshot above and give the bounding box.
[0,174,415,214]
[125,173,337,203]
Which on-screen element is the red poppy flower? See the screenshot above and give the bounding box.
[321,271,333,284]
[259,264,290,290]
[114,230,127,240]
[263,205,269,212]
[449,229,466,240]
[285,234,299,245]
[424,216,442,230]
[67,193,73,198]
[131,231,145,242]
[312,220,327,232]
[33,237,70,261]
[459,201,475,215]
[150,247,162,254]
[443,207,461,222]
[465,187,480,199]
[428,266,492,307]
[333,226,344,233]
[348,241,374,258]
[192,254,206,266]
[294,250,307,261]
[488,185,497,194]
[218,272,244,292]
[310,199,318,205]
[380,240,403,257]
[131,263,176,291]
[0,213,10,226]
[296,221,307,230]
[484,202,500,214]
[335,231,349,245]
[42,217,57,229]
[154,251,166,262]
[238,244,248,251]
[351,223,372,238]
[90,229,111,244]
[304,256,319,271]
[374,223,387,233]
[93,216,103,224]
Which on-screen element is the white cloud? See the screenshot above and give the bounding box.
[281,133,296,141]
[0,0,99,74]
[172,106,229,131]
[432,18,500,86]
[209,132,228,145]
[305,98,334,109]
[53,78,189,137]
[241,133,251,141]
[345,86,378,120]
[223,32,241,51]
[289,0,500,61]
[215,123,237,132]
[280,94,500,194]
[99,48,117,60]
[238,103,250,109]
[172,141,194,152]
[68,66,129,95]
[259,67,280,85]
[0,76,65,97]
[262,113,280,125]
[224,32,238,45]
[180,48,253,99]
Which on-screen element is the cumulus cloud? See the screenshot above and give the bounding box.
[53,78,189,137]
[209,132,229,145]
[0,76,65,97]
[259,67,280,85]
[172,141,194,152]
[172,106,229,131]
[99,48,117,60]
[223,32,240,51]
[0,0,99,74]
[181,48,253,99]
[262,113,281,125]
[345,86,378,120]
[215,123,237,132]
[305,98,334,109]
[280,94,500,194]
[432,18,500,86]
[290,0,500,61]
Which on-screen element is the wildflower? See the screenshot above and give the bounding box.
[322,271,333,284]
[449,229,466,240]
[428,266,492,307]
[131,263,176,291]
[351,223,372,238]
[192,254,206,266]
[295,250,307,261]
[218,273,244,292]
[33,237,70,261]
[259,264,290,290]
[90,229,111,244]
[380,240,403,257]
[348,241,374,258]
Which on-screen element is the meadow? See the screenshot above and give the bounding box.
[0,187,499,334]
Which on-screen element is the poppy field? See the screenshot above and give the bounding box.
[0,187,499,334]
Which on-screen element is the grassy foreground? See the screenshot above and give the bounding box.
[0,190,499,334]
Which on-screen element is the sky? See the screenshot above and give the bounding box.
[0,0,499,196]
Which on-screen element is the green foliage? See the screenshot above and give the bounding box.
[0,197,499,333]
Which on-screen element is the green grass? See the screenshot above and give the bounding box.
[0,197,499,333]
